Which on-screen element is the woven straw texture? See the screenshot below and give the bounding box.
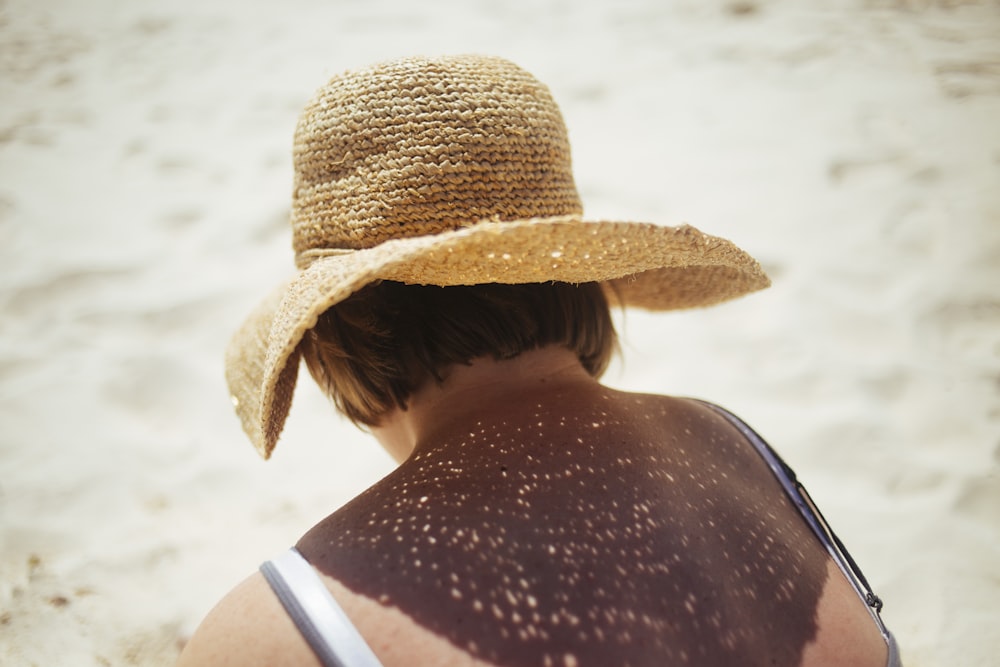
[290,56,582,264]
[226,55,770,459]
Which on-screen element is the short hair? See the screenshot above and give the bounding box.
[300,281,618,427]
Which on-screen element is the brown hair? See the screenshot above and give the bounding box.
[300,281,617,427]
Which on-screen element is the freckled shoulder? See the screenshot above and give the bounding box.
[175,572,322,667]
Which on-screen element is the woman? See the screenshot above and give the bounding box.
[178,55,899,666]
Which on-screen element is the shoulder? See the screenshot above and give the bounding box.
[606,390,742,433]
[175,563,496,667]
[175,571,321,667]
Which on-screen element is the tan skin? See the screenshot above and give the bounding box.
[177,347,888,667]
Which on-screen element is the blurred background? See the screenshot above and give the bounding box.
[1,0,998,665]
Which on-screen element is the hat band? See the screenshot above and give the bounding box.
[295,247,358,270]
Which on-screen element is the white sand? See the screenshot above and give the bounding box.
[1,0,998,665]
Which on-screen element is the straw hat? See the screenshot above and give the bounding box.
[226,54,770,459]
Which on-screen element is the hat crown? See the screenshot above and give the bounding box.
[290,55,583,265]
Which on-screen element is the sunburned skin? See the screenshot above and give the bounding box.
[296,349,875,667]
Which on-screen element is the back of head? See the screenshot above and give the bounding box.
[300,281,616,426]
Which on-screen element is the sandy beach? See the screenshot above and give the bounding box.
[1,0,998,665]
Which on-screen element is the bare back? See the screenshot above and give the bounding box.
[297,388,887,667]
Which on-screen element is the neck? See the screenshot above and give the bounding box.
[371,346,598,463]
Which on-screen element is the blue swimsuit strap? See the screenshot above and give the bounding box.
[692,400,890,630]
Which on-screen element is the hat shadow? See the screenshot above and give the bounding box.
[297,396,828,666]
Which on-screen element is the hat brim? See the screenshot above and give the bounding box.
[226,215,770,458]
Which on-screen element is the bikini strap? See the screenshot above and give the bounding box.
[260,548,385,667]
